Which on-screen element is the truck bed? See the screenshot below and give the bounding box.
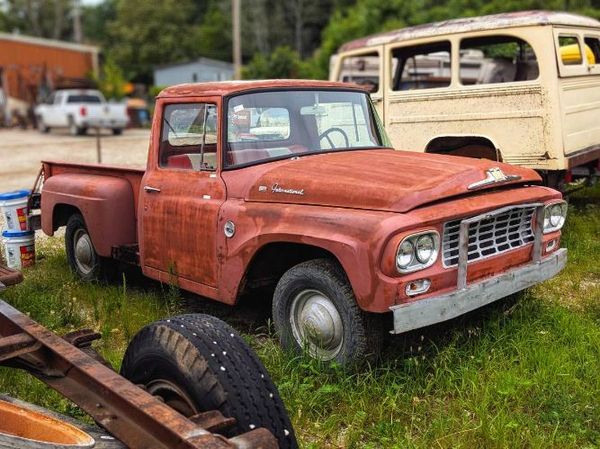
[42,160,145,213]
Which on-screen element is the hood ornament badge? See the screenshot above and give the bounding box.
[468,167,521,190]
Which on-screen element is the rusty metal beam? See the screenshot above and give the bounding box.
[0,332,40,362]
[0,299,277,449]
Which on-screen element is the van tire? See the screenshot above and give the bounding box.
[121,314,298,449]
[273,258,383,368]
[65,213,114,282]
[112,128,123,136]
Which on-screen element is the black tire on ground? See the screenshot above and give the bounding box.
[112,128,123,135]
[68,118,86,136]
[120,314,298,449]
[273,258,383,368]
[65,213,114,281]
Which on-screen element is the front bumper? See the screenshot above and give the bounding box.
[389,201,567,334]
[390,248,566,333]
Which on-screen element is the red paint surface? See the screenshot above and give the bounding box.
[40,80,564,313]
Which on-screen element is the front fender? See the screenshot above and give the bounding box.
[217,200,393,311]
[42,174,136,257]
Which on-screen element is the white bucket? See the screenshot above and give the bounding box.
[2,230,35,269]
[0,190,30,232]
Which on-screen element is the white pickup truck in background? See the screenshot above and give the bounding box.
[35,89,128,136]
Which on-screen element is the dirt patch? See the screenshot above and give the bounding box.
[0,128,149,191]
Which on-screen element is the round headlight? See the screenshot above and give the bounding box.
[549,204,563,227]
[397,240,414,269]
[415,234,435,264]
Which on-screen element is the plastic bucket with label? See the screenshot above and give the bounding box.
[0,190,30,232]
[2,230,35,269]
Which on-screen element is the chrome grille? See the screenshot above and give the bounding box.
[442,206,536,267]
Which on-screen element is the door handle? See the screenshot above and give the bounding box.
[144,185,161,193]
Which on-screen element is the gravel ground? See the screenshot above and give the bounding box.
[0,128,150,192]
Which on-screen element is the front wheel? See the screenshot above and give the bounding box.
[273,258,383,368]
[112,128,123,136]
[121,314,298,449]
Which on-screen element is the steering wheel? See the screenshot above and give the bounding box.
[318,127,350,149]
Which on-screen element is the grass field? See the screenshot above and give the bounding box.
[1,184,599,448]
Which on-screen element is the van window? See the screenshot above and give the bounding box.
[584,37,600,65]
[159,103,218,171]
[558,36,583,65]
[459,35,539,85]
[337,52,379,93]
[391,42,451,91]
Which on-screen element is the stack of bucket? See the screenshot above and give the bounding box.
[0,190,35,269]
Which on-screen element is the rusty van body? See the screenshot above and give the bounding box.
[36,80,567,366]
[330,11,600,187]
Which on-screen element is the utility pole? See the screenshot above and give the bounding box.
[232,0,242,80]
[73,0,82,43]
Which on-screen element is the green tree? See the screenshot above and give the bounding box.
[1,0,73,39]
[107,0,198,83]
[242,45,316,79]
[92,56,127,100]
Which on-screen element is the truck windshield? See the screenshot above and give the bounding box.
[225,89,389,168]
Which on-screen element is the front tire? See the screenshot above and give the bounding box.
[112,128,123,136]
[273,258,383,368]
[65,213,112,281]
[121,314,298,449]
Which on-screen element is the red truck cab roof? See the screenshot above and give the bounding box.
[157,79,368,98]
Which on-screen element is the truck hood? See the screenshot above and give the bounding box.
[238,149,541,213]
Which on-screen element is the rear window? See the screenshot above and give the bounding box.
[558,35,583,65]
[67,95,102,104]
[459,35,539,84]
[391,41,452,91]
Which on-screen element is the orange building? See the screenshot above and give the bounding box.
[0,32,99,119]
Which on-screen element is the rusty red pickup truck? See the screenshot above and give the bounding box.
[38,80,568,366]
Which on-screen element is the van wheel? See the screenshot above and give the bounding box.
[112,128,123,136]
[121,314,298,449]
[65,213,113,281]
[273,258,383,368]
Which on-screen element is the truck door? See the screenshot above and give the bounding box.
[140,100,225,289]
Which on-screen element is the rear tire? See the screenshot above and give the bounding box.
[65,213,114,281]
[112,128,123,135]
[69,118,86,136]
[273,258,383,368]
[37,116,50,133]
[121,314,298,449]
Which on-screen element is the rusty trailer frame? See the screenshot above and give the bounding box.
[0,266,277,449]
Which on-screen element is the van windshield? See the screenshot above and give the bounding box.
[225,89,389,168]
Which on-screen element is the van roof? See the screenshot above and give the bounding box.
[339,10,600,52]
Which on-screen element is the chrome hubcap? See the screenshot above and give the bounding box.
[290,289,343,361]
[73,229,95,274]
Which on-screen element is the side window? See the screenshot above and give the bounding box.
[558,35,583,65]
[159,103,218,171]
[391,41,451,91]
[584,36,600,65]
[459,35,539,85]
[337,52,380,93]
